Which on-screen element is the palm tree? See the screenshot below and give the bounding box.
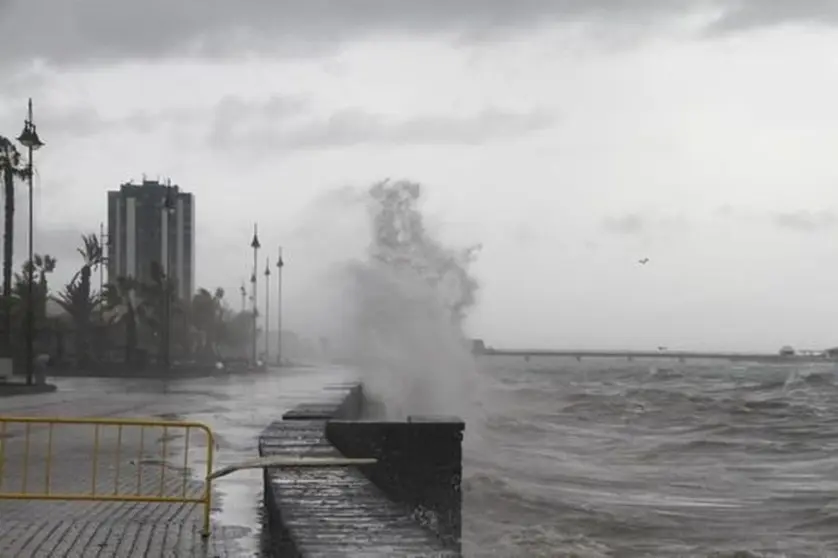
[10,254,57,354]
[0,136,28,352]
[136,261,180,362]
[216,309,259,358]
[13,254,56,319]
[191,287,225,360]
[33,253,56,292]
[103,276,139,365]
[74,234,106,283]
[65,234,106,362]
[52,273,100,365]
[32,254,56,326]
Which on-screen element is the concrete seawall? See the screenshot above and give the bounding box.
[259,384,464,557]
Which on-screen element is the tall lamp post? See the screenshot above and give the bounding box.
[17,98,44,386]
[250,224,260,367]
[276,247,284,367]
[264,258,270,364]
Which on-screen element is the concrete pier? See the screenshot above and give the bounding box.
[259,384,464,557]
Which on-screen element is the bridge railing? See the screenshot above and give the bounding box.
[0,416,215,536]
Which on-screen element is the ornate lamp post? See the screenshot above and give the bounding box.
[17,98,44,386]
[264,258,270,363]
[250,224,260,367]
[276,247,284,367]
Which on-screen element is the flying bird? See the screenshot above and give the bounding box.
[638,258,650,265]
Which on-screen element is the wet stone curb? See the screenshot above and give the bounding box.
[259,383,464,557]
[0,382,57,397]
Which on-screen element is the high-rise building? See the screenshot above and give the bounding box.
[107,179,195,300]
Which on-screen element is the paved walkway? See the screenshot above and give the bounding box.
[0,367,353,557]
[262,418,458,558]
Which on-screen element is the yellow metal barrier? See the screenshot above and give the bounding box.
[0,416,215,537]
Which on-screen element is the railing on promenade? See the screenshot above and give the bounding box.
[0,416,215,536]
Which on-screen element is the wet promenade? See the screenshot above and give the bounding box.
[260,396,460,557]
[0,366,353,557]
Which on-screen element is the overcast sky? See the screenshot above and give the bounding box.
[2,0,838,351]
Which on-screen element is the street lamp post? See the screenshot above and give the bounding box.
[17,98,44,386]
[264,258,270,363]
[276,247,284,367]
[250,224,260,367]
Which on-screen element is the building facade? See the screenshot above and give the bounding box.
[107,179,195,301]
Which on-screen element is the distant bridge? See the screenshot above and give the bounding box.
[478,348,835,364]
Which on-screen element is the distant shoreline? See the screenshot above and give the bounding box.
[476,349,836,364]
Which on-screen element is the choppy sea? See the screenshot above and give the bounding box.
[464,356,838,558]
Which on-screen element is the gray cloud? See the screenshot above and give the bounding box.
[706,0,838,34]
[716,205,838,233]
[208,95,309,149]
[0,94,306,144]
[2,96,552,149]
[2,1,818,71]
[771,210,836,232]
[0,221,95,289]
[714,204,760,223]
[0,103,186,139]
[603,213,646,235]
[211,107,556,151]
[602,211,690,236]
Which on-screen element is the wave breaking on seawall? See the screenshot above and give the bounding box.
[294,179,486,423]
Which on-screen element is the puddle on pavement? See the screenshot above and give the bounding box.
[165,367,355,555]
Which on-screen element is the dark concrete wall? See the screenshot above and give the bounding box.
[326,416,465,551]
[334,384,364,419]
[281,384,364,421]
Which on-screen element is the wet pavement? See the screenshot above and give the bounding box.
[0,365,354,557]
[260,418,458,558]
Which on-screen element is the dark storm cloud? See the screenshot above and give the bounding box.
[707,0,838,34]
[0,0,775,70]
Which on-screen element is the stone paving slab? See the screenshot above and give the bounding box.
[260,394,459,558]
[0,516,249,557]
[0,419,246,557]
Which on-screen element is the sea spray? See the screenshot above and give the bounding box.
[292,179,484,421]
[342,180,482,420]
